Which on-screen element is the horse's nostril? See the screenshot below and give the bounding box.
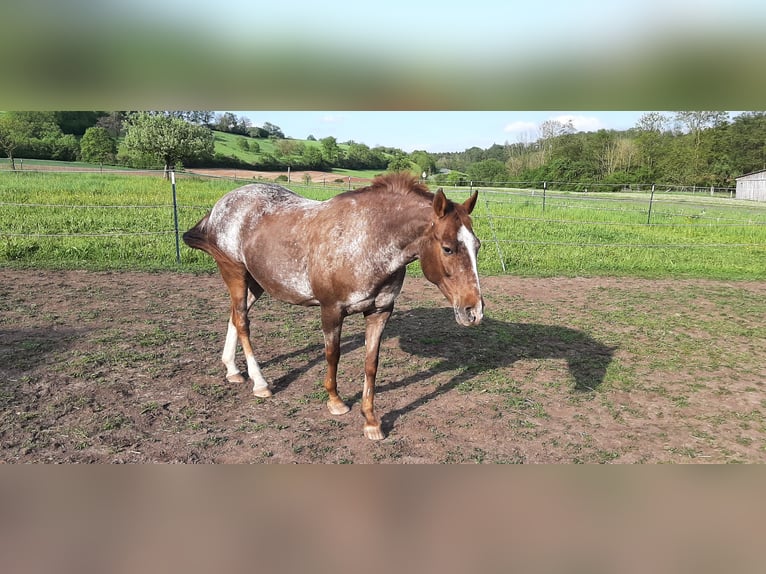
[464,304,483,325]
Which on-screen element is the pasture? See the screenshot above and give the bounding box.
[1,170,765,462]
[1,171,765,278]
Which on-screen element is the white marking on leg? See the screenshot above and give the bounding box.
[222,318,240,378]
[245,353,269,392]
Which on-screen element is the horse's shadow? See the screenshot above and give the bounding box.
[261,306,615,433]
[379,308,614,433]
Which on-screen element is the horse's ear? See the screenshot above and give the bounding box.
[463,190,478,214]
[433,188,449,218]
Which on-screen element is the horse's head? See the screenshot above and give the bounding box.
[420,188,484,327]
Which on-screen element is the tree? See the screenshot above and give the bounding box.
[343,142,386,170]
[0,111,78,163]
[274,139,303,157]
[0,114,27,169]
[301,146,325,170]
[248,126,269,138]
[467,159,509,184]
[636,112,669,133]
[386,152,412,173]
[726,112,766,174]
[410,150,436,177]
[539,119,574,162]
[122,112,215,177]
[215,112,239,133]
[96,111,127,138]
[673,111,730,183]
[262,122,285,139]
[80,126,117,164]
[635,113,671,182]
[320,136,342,166]
[673,111,729,143]
[54,111,104,136]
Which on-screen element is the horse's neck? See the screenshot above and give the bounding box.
[383,200,433,263]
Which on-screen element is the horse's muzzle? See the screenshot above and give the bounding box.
[454,299,484,327]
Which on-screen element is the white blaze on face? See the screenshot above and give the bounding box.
[457,225,480,289]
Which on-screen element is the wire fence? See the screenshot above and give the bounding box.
[1,168,765,276]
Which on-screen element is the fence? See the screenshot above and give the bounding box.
[1,169,765,278]
[455,179,737,198]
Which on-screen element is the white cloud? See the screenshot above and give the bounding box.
[504,120,538,133]
[321,114,344,124]
[550,114,606,132]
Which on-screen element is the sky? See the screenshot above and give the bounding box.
[3,1,765,110]
[116,0,765,62]
[232,111,649,153]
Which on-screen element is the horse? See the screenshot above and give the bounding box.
[183,172,483,440]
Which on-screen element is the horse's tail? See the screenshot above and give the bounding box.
[183,213,238,267]
[182,213,229,260]
[182,214,212,251]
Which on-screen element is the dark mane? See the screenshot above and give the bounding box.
[346,172,434,201]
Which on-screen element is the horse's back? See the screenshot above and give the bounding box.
[214,182,317,216]
[203,183,317,255]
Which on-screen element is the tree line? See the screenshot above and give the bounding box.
[2,111,764,187]
[431,112,766,189]
[0,111,405,175]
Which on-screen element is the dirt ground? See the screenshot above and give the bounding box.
[1,268,765,463]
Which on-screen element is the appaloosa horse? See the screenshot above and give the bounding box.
[183,173,483,440]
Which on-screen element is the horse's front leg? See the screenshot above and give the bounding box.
[361,308,392,440]
[321,306,350,415]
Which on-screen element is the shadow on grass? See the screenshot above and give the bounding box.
[260,306,615,434]
[375,307,615,434]
[0,327,82,406]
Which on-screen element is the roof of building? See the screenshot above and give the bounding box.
[735,169,766,181]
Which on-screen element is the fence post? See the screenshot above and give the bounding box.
[171,170,181,264]
[482,191,507,274]
[542,181,547,212]
[647,184,655,225]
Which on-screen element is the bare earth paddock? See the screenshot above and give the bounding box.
[1,268,765,463]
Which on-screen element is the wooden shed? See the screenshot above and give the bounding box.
[735,169,766,201]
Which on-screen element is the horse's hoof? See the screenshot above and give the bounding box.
[363,424,385,441]
[252,385,273,398]
[327,399,350,415]
[226,373,247,384]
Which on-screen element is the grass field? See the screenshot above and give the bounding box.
[468,187,766,279]
[1,171,765,279]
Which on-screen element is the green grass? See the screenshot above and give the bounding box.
[463,186,766,279]
[1,171,765,279]
[0,157,140,171]
[211,130,280,163]
[208,131,383,173]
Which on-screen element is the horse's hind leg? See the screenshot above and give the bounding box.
[222,287,261,382]
[220,265,271,397]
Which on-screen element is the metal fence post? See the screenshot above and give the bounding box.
[171,170,181,264]
[647,184,655,225]
[482,191,507,274]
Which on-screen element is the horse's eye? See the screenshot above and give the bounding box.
[442,246,453,255]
